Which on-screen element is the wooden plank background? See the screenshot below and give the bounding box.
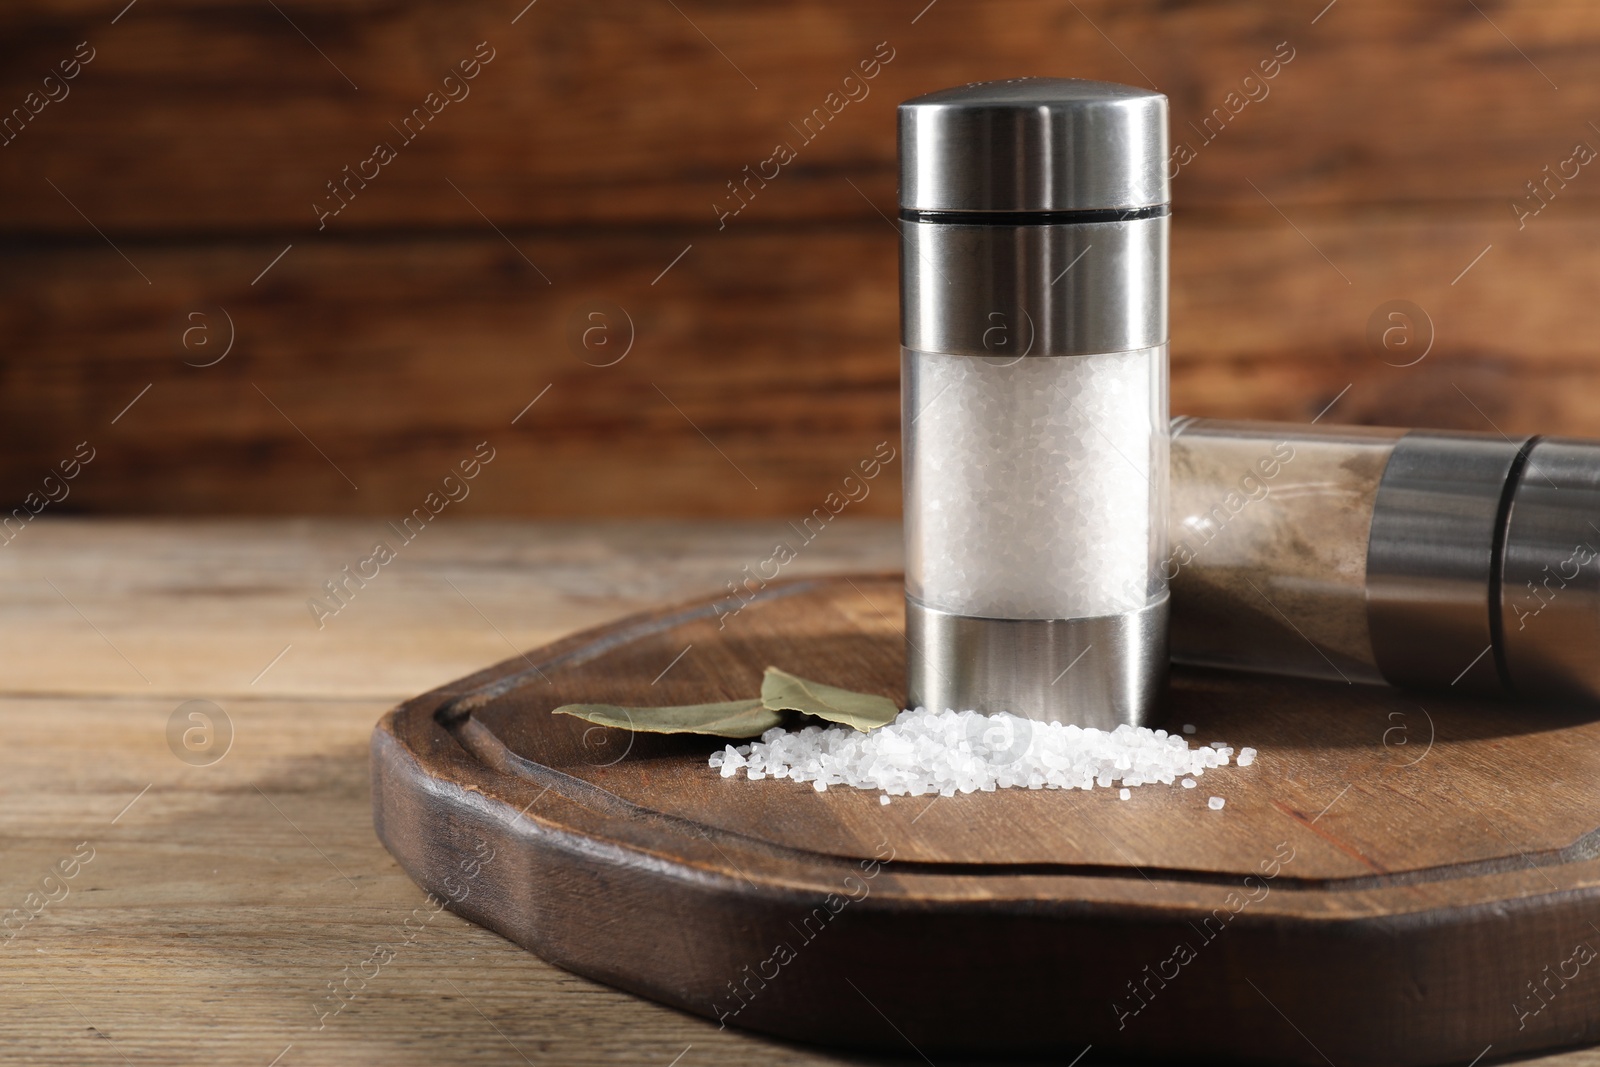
[2,0,1598,516]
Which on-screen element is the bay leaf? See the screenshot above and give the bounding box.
[553,698,781,739]
[760,667,900,733]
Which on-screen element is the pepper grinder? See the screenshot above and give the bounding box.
[1169,417,1600,703]
[899,78,1171,728]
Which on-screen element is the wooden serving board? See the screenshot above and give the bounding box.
[371,574,1600,1066]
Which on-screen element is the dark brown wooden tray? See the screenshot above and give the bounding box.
[371,574,1600,1066]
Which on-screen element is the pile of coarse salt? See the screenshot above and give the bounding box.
[710,707,1256,801]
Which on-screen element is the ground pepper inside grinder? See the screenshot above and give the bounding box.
[1169,417,1600,703]
[899,79,1171,728]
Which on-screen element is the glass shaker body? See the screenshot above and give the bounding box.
[904,346,1167,622]
[1167,418,1402,684]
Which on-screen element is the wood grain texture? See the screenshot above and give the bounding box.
[4,519,1600,1066]
[3,1,1600,516]
[3,1,1600,230]
[0,228,903,516]
[375,571,1600,1065]
[0,519,917,1067]
[6,208,1600,516]
[0,693,889,1066]
[0,517,902,699]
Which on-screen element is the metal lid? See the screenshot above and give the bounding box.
[1498,438,1600,702]
[898,78,1169,215]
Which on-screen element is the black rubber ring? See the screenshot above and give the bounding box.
[898,204,1169,225]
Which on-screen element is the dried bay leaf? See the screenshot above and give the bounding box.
[760,667,900,732]
[552,698,782,739]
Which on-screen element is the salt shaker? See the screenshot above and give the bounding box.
[899,79,1171,728]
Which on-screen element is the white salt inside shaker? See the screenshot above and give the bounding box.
[899,78,1171,729]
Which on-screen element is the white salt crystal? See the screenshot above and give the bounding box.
[1238,747,1257,767]
[1181,724,1196,735]
[1208,796,1225,810]
[1119,788,1131,800]
[709,707,1251,801]
[879,795,891,806]
[905,349,1160,618]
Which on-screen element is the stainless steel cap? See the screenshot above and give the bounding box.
[1499,438,1600,702]
[1365,431,1529,693]
[905,595,1168,729]
[901,215,1168,356]
[898,78,1169,214]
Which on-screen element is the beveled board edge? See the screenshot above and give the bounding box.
[371,575,1600,1064]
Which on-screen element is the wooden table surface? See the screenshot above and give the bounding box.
[3,518,1597,1067]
